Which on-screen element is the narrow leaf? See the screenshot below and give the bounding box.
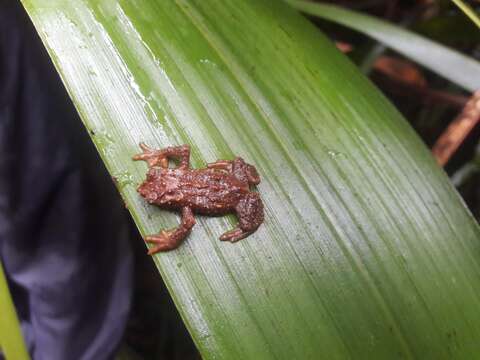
[286,0,480,91]
[451,0,480,29]
[21,0,480,359]
[0,262,30,360]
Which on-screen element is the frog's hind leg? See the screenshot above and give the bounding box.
[145,207,196,254]
[220,192,264,242]
[162,145,190,169]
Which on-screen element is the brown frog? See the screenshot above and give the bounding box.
[133,143,264,254]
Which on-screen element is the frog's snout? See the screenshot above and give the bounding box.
[137,181,166,203]
[137,183,148,197]
[137,182,153,198]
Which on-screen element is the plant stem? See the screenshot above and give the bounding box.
[451,0,480,29]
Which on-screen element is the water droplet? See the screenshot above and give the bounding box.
[95,132,115,156]
[128,78,160,128]
[67,18,78,28]
[199,58,218,67]
[113,171,135,188]
[327,149,344,158]
[200,332,212,340]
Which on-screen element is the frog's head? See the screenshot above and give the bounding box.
[234,157,261,186]
[137,169,167,203]
[244,163,261,186]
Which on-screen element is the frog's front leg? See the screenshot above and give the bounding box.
[160,145,190,169]
[145,207,196,254]
[133,143,190,169]
[133,143,169,168]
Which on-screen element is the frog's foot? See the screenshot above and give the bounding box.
[145,207,196,255]
[207,160,233,172]
[220,227,252,242]
[133,142,168,168]
[145,230,178,254]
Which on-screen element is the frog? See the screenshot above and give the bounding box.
[133,143,264,254]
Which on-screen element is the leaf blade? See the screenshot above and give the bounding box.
[20,0,480,359]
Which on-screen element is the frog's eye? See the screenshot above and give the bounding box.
[246,164,261,185]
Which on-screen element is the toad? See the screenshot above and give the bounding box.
[133,143,264,254]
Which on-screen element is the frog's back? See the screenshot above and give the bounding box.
[180,168,246,189]
[156,168,249,214]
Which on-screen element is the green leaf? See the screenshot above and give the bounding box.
[21,0,480,358]
[451,0,480,29]
[286,0,480,92]
[0,262,30,360]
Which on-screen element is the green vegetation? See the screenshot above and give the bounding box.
[17,0,480,358]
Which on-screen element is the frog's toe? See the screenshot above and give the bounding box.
[220,227,251,243]
[133,143,169,168]
[145,229,172,242]
[145,230,177,254]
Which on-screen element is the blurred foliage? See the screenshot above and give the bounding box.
[319,0,480,219]
[287,1,480,91]
[413,14,480,47]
